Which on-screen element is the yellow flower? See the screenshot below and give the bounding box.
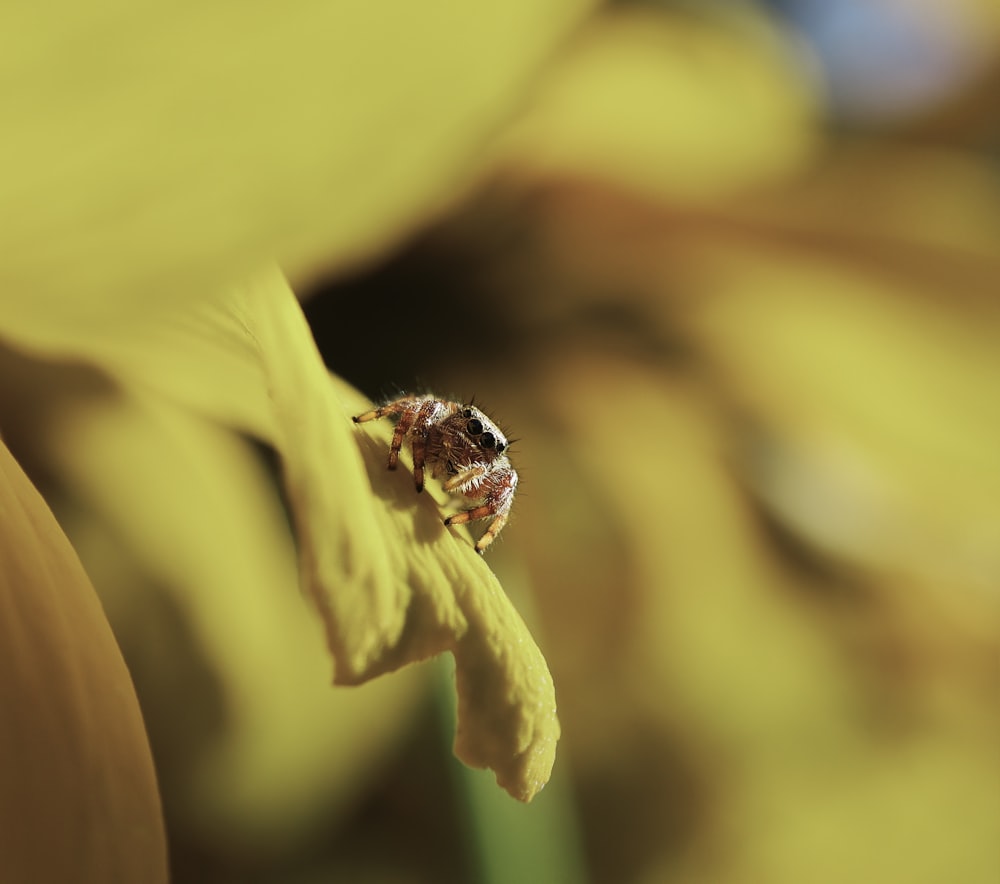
[7,0,999,880]
[0,0,595,877]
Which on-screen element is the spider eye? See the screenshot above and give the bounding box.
[462,408,474,418]
[495,441,506,454]
[481,432,496,449]
[466,418,483,435]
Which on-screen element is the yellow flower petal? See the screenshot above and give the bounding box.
[32,384,429,847]
[0,0,582,801]
[499,7,818,201]
[0,441,167,883]
[452,583,561,803]
[238,270,559,800]
[0,0,594,350]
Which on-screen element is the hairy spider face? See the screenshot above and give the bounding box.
[434,405,510,472]
[352,395,518,554]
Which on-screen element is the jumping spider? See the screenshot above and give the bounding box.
[352,395,517,554]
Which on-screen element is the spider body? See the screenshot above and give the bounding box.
[352,395,517,554]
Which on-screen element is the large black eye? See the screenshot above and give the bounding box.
[466,418,483,435]
[462,408,473,418]
[481,432,496,449]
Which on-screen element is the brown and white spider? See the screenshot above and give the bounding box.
[352,394,517,554]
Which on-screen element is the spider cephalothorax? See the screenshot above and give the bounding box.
[353,394,517,554]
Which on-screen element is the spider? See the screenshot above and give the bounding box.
[352,394,517,554]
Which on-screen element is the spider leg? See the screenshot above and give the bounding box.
[352,398,421,471]
[445,464,516,553]
[443,504,493,526]
[408,399,444,492]
[444,503,510,555]
[388,408,419,471]
[410,445,426,491]
[352,397,417,424]
[475,511,510,554]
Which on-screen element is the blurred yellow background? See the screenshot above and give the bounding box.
[1,1,998,882]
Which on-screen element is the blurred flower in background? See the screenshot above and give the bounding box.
[2,1,999,883]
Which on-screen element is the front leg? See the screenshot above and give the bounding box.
[353,397,423,471]
[444,465,517,555]
[444,466,516,554]
[445,503,512,554]
[474,510,511,554]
